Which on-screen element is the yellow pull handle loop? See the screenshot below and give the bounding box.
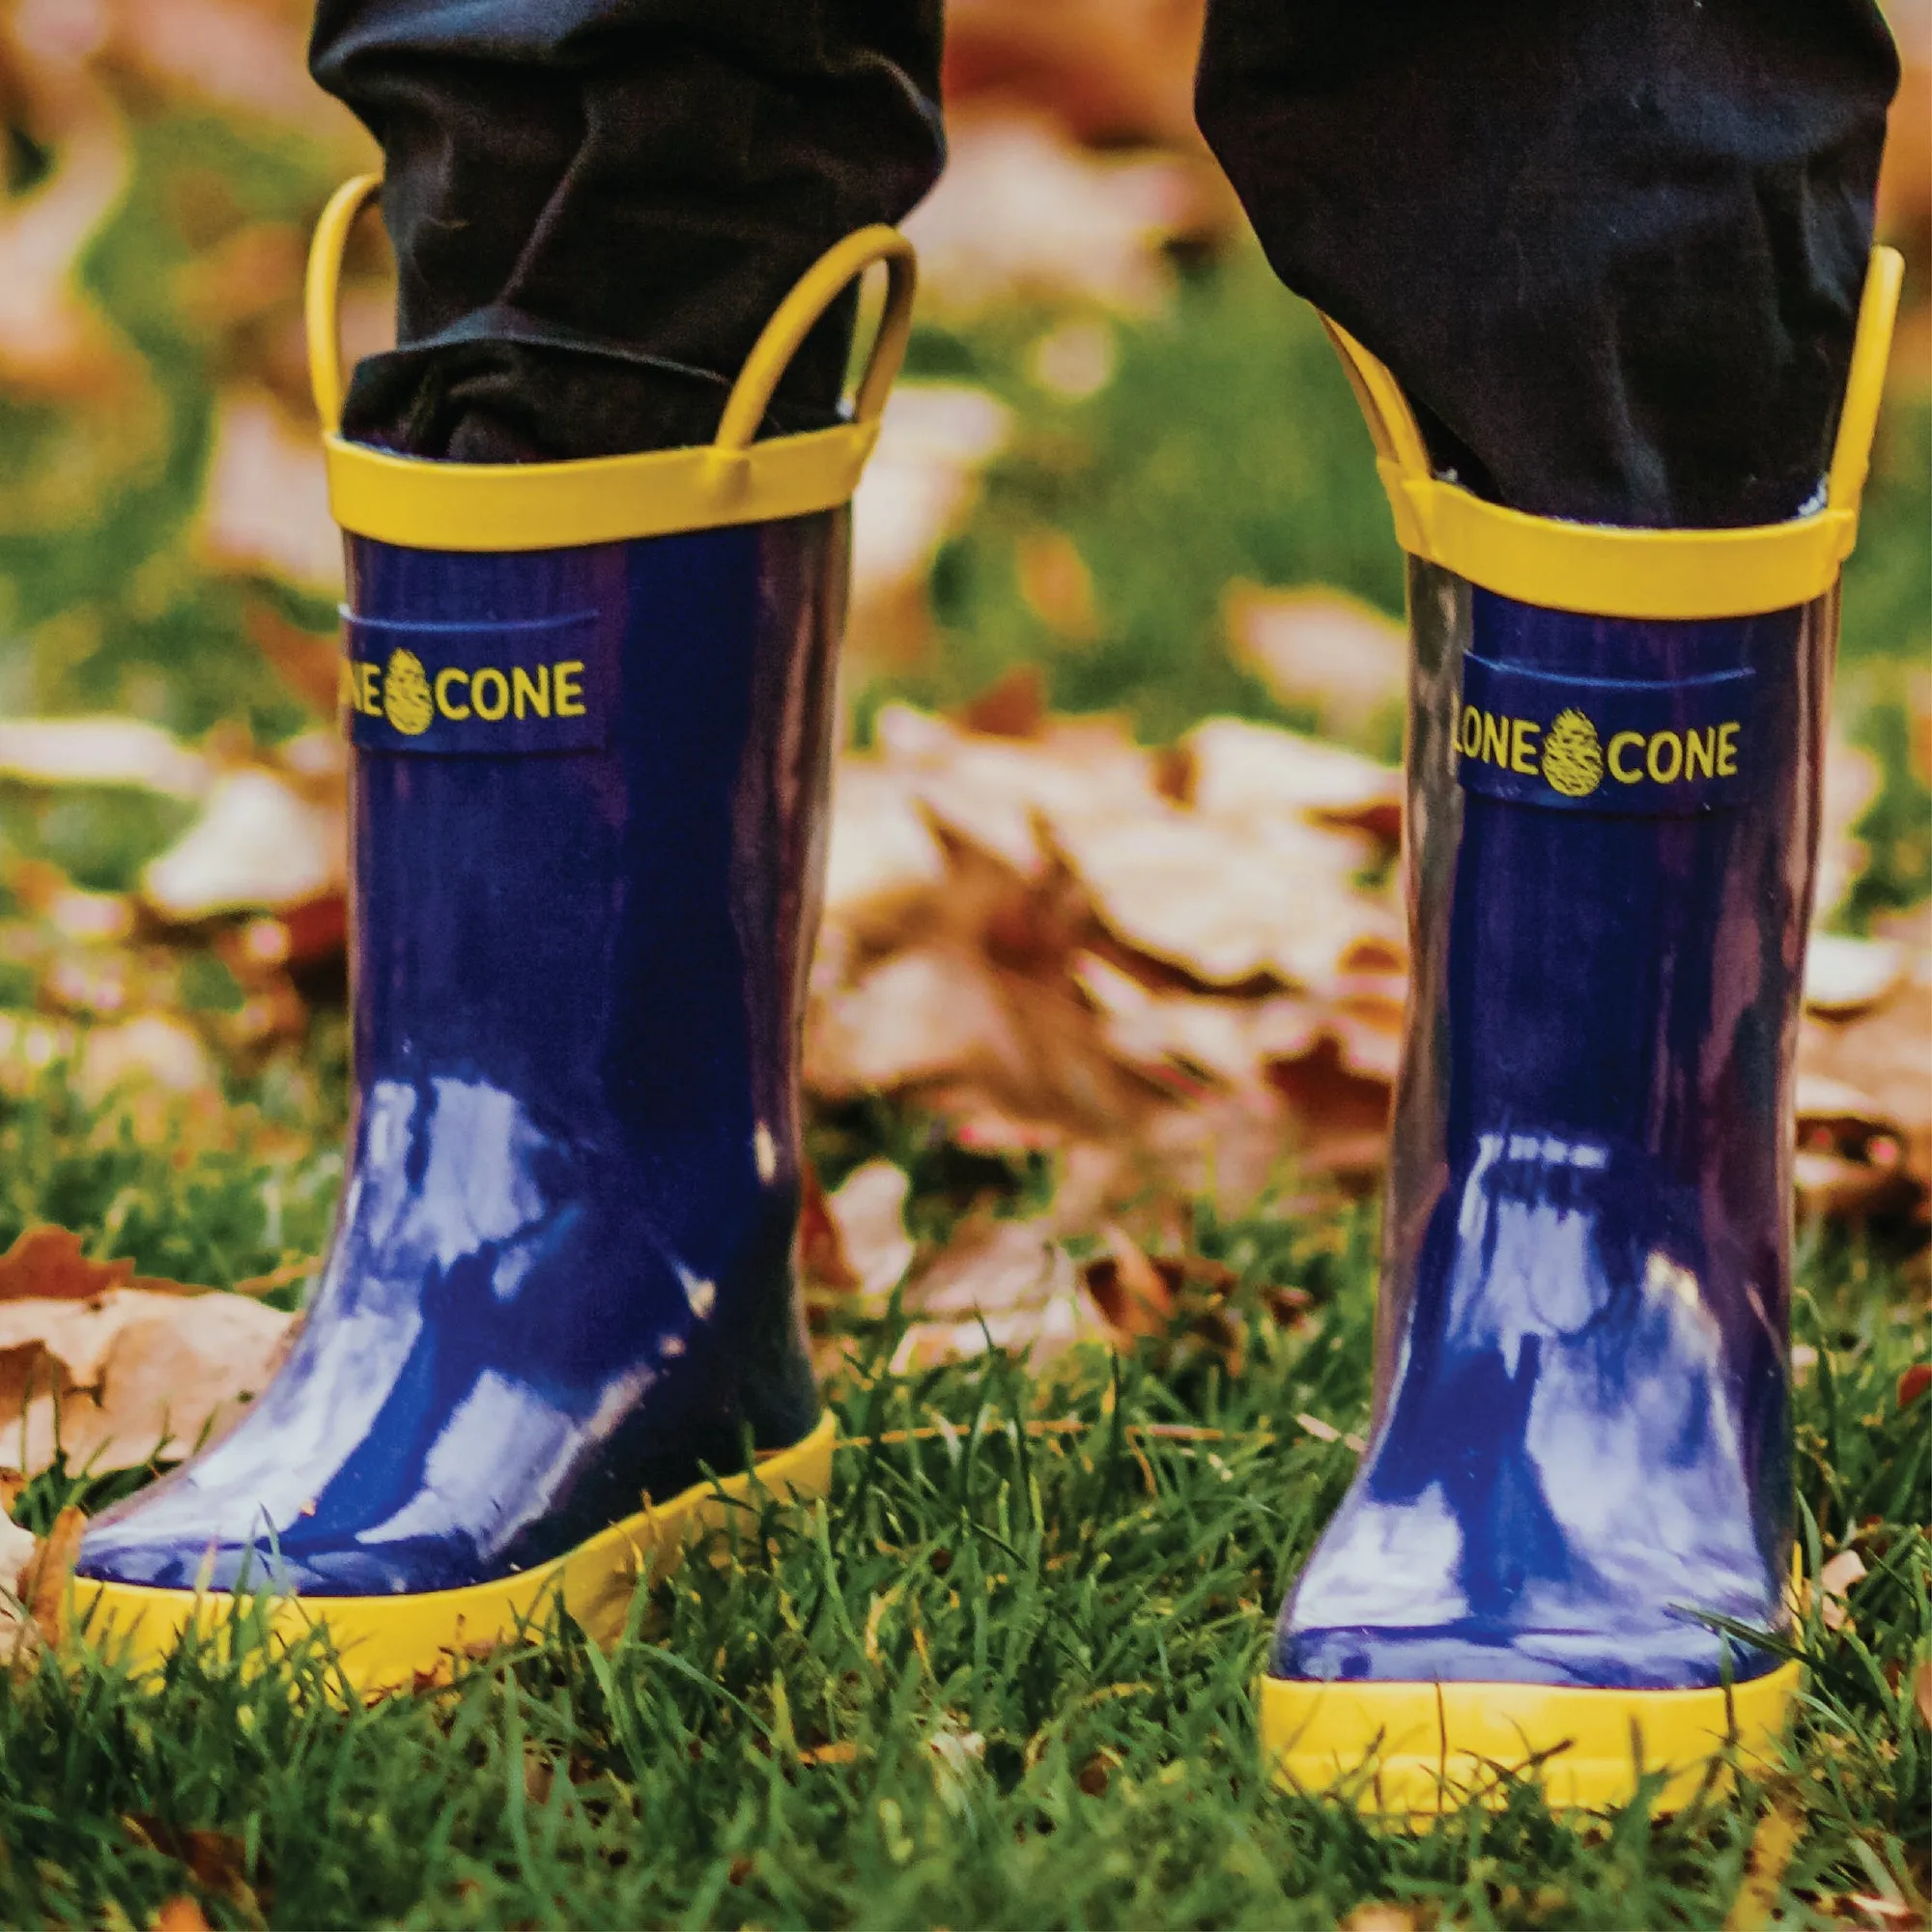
[306,172,383,434]
[306,178,916,499]
[705,226,917,501]
[1825,244,1903,520]
[1318,314,1434,489]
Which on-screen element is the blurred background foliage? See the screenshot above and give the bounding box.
[0,0,1922,897]
[0,0,1919,1269]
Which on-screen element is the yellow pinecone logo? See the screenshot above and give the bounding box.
[383,647,434,736]
[1541,707,1604,798]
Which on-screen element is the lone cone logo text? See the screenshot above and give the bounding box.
[341,651,590,730]
[339,611,605,756]
[1459,696,1741,798]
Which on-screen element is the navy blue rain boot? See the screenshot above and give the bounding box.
[1261,248,1902,1810]
[71,178,917,1690]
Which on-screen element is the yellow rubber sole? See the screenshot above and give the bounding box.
[69,1411,838,1695]
[1259,1658,1801,1813]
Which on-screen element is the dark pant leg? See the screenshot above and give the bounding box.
[1195,0,1898,526]
[311,1,945,461]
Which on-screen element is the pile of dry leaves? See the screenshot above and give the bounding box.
[0,657,1920,1456]
[0,1225,295,1649]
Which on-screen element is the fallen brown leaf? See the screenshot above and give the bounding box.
[1817,1548,1869,1633]
[1181,714,1403,834]
[1817,729,1883,924]
[821,762,950,946]
[1225,585,1407,740]
[0,1225,202,1304]
[956,664,1050,740]
[1341,1907,1420,1932]
[822,1162,918,1312]
[891,1217,1106,1369]
[0,40,134,402]
[798,1166,859,1295]
[0,1502,36,1658]
[0,1286,297,1475]
[0,1506,32,1588]
[24,1503,83,1643]
[809,943,1031,1097]
[1799,948,1932,1216]
[127,1810,264,1919]
[1074,951,1317,1092]
[1081,1225,1251,1369]
[1085,1224,1174,1338]
[194,386,342,594]
[1052,801,1392,991]
[911,1217,1072,1320]
[798,1739,861,1767]
[1806,933,1908,1016]
[900,109,1221,319]
[0,24,162,530]
[0,717,210,799]
[1726,1789,1805,1932]
[849,384,1011,672]
[873,700,1160,882]
[142,767,345,923]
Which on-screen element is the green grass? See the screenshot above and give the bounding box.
[3,1191,1926,1927]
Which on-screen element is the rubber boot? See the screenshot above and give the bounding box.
[72,178,917,1691]
[1261,247,1903,1811]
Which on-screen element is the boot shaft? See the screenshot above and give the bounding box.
[338,519,846,1268]
[1277,248,1901,1697]
[1344,570,1833,1680]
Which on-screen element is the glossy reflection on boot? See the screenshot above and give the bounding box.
[1278,565,1830,1690]
[79,516,842,1596]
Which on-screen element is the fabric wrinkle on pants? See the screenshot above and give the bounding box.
[313,0,1894,527]
[310,0,946,461]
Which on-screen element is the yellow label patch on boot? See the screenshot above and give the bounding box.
[341,612,606,754]
[1456,656,1754,815]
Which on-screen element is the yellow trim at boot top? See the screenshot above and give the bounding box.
[305,173,919,552]
[70,1412,837,1694]
[1322,244,1902,619]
